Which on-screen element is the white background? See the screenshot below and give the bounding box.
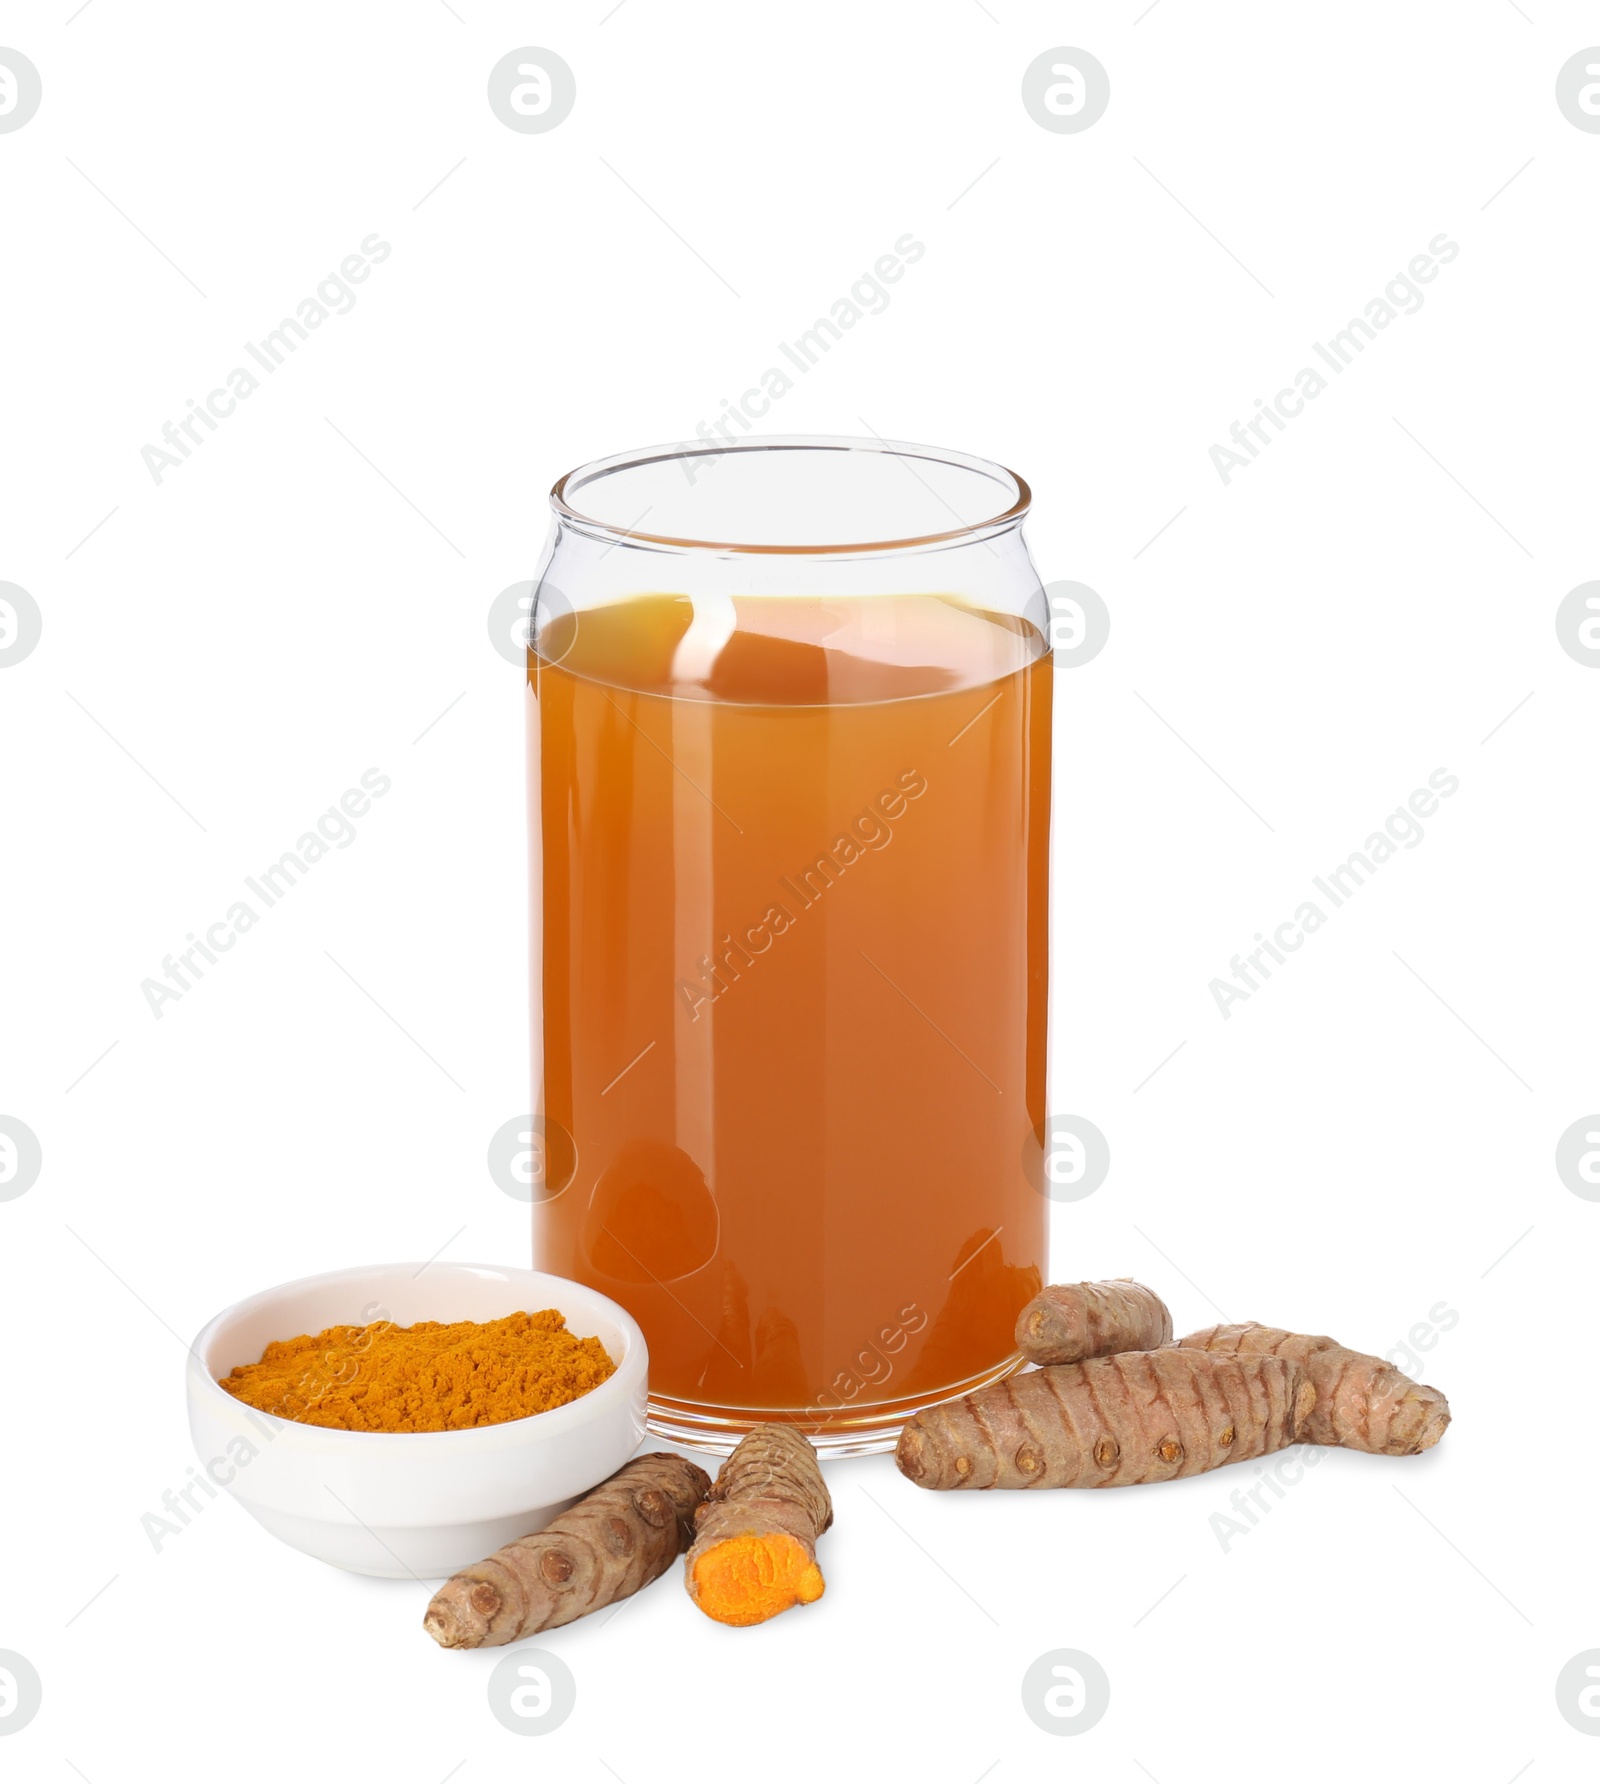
[3,3,1597,1778]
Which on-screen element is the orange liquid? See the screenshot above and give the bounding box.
[530,594,1050,1443]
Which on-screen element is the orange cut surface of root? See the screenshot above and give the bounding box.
[690,1532,825,1627]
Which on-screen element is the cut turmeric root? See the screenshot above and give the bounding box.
[897,1348,1314,1489]
[422,1452,710,1648]
[690,1531,825,1622]
[1177,1322,1450,1456]
[685,1424,832,1626]
[1015,1278,1172,1366]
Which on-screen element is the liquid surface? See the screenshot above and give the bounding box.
[530,594,1050,1435]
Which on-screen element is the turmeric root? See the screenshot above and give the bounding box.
[685,1424,832,1626]
[1015,1278,1172,1366]
[896,1349,1313,1489]
[1177,1322,1449,1456]
[422,1452,710,1648]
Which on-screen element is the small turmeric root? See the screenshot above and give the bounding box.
[896,1349,1314,1489]
[685,1424,832,1626]
[1015,1278,1173,1366]
[422,1452,710,1648]
[1177,1322,1449,1456]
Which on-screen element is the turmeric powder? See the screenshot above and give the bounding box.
[218,1309,615,1432]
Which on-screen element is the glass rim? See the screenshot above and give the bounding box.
[548,433,1031,557]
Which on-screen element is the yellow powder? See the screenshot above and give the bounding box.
[218,1308,615,1432]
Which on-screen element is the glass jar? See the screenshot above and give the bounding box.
[527,435,1051,1454]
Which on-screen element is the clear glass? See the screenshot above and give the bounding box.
[526,436,1052,1454]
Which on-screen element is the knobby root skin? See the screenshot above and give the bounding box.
[895,1349,1314,1490]
[1177,1322,1450,1456]
[422,1453,710,1649]
[686,1424,832,1626]
[1015,1278,1173,1367]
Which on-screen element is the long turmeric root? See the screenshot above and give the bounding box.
[422,1452,710,1648]
[1177,1322,1449,1456]
[1015,1278,1172,1366]
[896,1349,1313,1489]
[685,1425,832,1626]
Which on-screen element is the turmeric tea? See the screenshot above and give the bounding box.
[218,1309,615,1432]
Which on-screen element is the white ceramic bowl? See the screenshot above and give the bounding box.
[186,1262,648,1579]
